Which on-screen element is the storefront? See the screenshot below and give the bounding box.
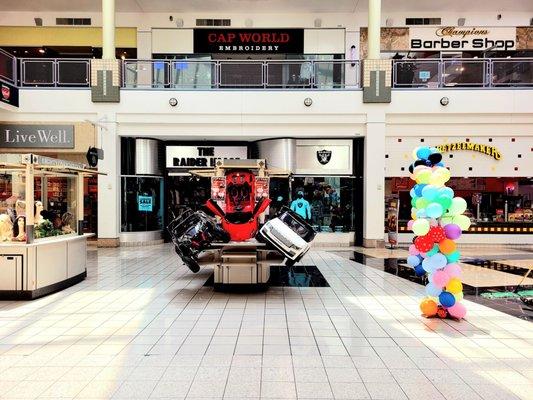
[0,122,99,236]
[119,137,364,245]
[385,135,533,239]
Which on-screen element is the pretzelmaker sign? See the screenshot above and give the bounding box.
[410,26,516,51]
[194,29,304,54]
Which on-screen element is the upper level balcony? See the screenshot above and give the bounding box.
[2,49,533,90]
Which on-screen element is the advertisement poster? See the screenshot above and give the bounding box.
[211,177,226,211]
[138,195,153,212]
[385,195,399,247]
[255,177,270,202]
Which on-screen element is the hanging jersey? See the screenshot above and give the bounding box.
[290,198,311,220]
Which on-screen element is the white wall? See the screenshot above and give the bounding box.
[1,11,531,30]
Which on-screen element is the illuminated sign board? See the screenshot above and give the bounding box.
[436,142,502,160]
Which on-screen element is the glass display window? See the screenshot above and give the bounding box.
[0,171,27,242]
[121,176,164,233]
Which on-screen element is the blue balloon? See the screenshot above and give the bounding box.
[416,209,427,219]
[414,265,425,276]
[422,257,436,273]
[416,147,432,160]
[446,251,460,263]
[410,188,417,198]
[407,255,421,267]
[439,291,456,307]
[426,202,444,218]
[426,282,443,297]
[439,187,454,199]
[431,253,448,269]
[421,185,439,201]
[414,184,427,197]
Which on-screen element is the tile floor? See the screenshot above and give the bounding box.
[0,244,532,400]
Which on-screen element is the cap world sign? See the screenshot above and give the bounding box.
[0,124,74,149]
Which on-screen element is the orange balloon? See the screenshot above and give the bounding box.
[420,298,438,317]
[438,239,456,255]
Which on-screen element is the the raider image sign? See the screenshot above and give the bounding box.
[410,26,516,51]
[194,28,304,54]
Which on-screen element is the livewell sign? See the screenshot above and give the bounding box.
[0,124,74,148]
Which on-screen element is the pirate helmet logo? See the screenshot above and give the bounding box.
[1,85,10,100]
[316,149,332,165]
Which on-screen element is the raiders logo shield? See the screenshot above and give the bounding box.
[1,85,10,100]
[316,149,332,165]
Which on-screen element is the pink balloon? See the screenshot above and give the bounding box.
[432,270,450,287]
[408,244,419,255]
[407,220,415,230]
[447,302,467,319]
[444,263,462,278]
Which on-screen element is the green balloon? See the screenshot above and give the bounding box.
[416,198,430,209]
[446,251,461,263]
[427,244,439,256]
[449,197,467,216]
[411,197,418,207]
[437,195,452,210]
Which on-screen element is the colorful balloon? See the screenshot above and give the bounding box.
[446,251,461,263]
[432,270,451,287]
[438,239,456,255]
[412,219,430,236]
[407,255,421,267]
[444,223,462,240]
[444,263,462,278]
[420,298,438,317]
[453,215,471,231]
[426,202,443,218]
[421,185,439,201]
[439,291,456,308]
[446,278,463,294]
[426,282,443,297]
[449,197,467,216]
[416,147,432,160]
[408,244,419,255]
[447,302,467,319]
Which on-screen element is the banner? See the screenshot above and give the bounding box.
[194,29,304,54]
[409,26,516,51]
[0,124,74,148]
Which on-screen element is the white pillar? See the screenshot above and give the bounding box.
[102,0,116,59]
[97,113,120,245]
[367,0,381,59]
[363,110,386,247]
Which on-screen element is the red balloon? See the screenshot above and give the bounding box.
[414,236,433,253]
[427,226,446,243]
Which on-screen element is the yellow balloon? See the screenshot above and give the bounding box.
[446,278,463,294]
[417,169,432,184]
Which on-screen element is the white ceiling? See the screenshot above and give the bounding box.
[1,0,532,13]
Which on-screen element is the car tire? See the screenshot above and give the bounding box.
[182,255,200,273]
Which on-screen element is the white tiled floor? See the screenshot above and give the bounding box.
[0,244,532,400]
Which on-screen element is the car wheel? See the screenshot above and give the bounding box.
[182,255,200,273]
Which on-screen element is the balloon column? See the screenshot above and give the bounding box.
[406,146,469,320]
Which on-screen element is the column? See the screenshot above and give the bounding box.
[363,0,391,103]
[363,110,386,247]
[91,0,120,102]
[367,0,381,59]
[97,113,120,246]
[102,0,116,60]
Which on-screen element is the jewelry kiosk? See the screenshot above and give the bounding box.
[0,154,98,300]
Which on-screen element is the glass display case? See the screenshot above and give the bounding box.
[0,154,99,300]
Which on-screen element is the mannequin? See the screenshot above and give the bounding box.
[12,216,26,242]
[61,212,75,234]
[34,201,44,225]
[0,214,13,242]
[15,199,26,217]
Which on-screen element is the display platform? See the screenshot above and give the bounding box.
[210,240,282,291]
[0,233,93,300]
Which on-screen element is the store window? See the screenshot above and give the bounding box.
[121,177,163,233]
[167,176,211,219]
[292,177,356,232]
[387,177,533,233]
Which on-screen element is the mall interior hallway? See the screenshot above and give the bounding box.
[0,244,531,400]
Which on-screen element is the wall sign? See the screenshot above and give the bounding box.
[436,142,502,160]
[166,146,248,168]
[0,124,74,148]
[138,195,153,212]
[410,26,516,51]
[0,82,18,108]
[194,29,304,53]
[295,140,353,175]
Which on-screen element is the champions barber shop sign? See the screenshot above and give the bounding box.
[194,28,304,54]
[0,124,74,148]
[410,26,516,51]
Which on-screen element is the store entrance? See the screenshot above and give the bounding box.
[166,175,211,220]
